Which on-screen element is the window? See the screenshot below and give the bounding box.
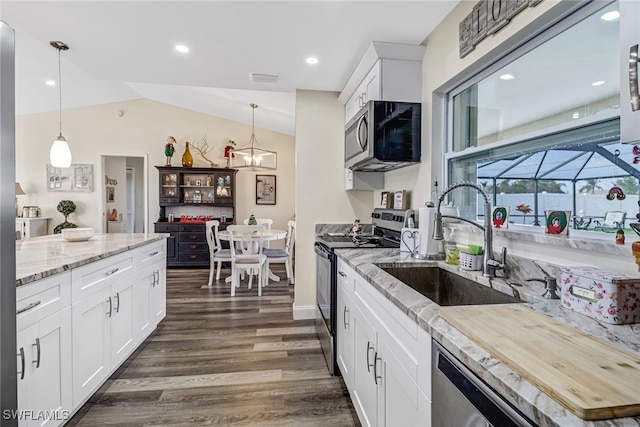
[446,1,638,233]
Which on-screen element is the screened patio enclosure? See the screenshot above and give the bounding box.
[473,120,640,228]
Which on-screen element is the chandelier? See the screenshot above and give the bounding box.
[231,103,277,170]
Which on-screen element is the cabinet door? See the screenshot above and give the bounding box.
[379,338,426,427]
[364,63,381,103]
[16,324,36,427]
[110,277,135,367]
[352,304,378,427]
[213,172,233,204]
[133,267,152,343]
[72,287,111,406]
[337,282,355,389]
[159,171,179,204]
[149,262,166,326]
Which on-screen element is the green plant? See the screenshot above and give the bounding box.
[54,200,78,234]
[248,214,257,225]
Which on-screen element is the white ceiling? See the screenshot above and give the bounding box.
[1,0,460,135]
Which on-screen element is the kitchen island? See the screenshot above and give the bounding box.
[335,247,640,426]
[16,233,168,426]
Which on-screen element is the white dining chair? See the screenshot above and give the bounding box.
[264,220,295,285]
[226,224,268,296]
[205,220,233,286]
[242,218,274,247]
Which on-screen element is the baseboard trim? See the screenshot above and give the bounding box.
[293,304,317,320]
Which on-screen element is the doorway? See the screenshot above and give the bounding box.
[101,155,148,233]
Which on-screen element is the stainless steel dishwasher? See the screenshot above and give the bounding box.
[432,340,535,427]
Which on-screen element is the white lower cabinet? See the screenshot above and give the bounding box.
[134,260,166,342]
[336,258,432,427]
[16,273,72,427]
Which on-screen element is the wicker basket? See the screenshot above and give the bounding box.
[459,253,482,271]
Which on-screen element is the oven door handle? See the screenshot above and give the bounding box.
[314,243,331,259]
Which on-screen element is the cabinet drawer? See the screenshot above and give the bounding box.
[154,223,179,233]
[178,251,209,262]
[178,241,208,252]
[178,232,206,242]
[135,240,166,266]
[17,272,71,331]
[71,253,134,302]
[178,224,205,233]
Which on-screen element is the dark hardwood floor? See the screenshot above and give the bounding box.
[66,266,360,426]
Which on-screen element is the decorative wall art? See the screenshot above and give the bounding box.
[47,164,94,192]
[106,186,115,203]
[256,175,276,205]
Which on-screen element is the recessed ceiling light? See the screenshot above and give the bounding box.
[175,45,189,53]
[499,74,515,80]
[600,11,619,22]
[45,80,56,86]
[306,57,318,65]
[572,112,580,119]
[592,80,605,86]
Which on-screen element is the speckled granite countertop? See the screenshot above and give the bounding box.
[336,248,640,427]
[16,233,169,286]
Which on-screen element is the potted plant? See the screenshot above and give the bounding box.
[54,200,78,234]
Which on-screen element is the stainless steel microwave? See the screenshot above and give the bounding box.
[345,101,421,171]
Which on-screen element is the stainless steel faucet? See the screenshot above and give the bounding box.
[526,277,560,299]
[433,181,503,278]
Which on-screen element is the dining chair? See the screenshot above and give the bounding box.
[243,218,274,247]
[205,220,233,286]
[264,220,295,285]
[226,224,268,296]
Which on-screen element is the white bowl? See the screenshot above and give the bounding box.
[62,228,94,242]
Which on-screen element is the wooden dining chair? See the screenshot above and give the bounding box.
[226,224,268,296]
[205,220,233,286]
[243,218,273,247]
[264,220,295,285]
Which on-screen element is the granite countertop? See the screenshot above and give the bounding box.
[16,233,169,286]
[336,248,640,427]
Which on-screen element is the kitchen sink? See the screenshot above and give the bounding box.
[380,265,522,306]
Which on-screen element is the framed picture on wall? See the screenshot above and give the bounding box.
[106,186,115,203]
[256,175,276,205]
[47,164,94,192]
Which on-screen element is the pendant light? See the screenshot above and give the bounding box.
[231,103,277,170]
[49,41,72,168]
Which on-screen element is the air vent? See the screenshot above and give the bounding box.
[249,73,279,83]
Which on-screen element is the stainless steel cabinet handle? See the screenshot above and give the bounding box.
[343,306,349,329]
[107,296,112,317]
[115,292,120,313]
[338,271,346,277]
[150,250,159,256]
[17,347,25,380]
[630,45,639,111]
[154,270,159,286]
[373,352,382,385]
[366,341,374,373]
[17,300,41,315]
[105,267,119,276]
[33,338,41,369]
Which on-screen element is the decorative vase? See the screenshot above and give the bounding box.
[182,142,193,168]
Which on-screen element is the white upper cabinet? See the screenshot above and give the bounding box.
[340,42,425,123]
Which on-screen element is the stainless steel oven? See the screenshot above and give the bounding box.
[315,208,414,375]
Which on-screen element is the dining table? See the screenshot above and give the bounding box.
[217,228,288,283]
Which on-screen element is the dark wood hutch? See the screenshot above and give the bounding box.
[154,166,238,267]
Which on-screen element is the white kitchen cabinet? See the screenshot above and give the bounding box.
[336,261,356,389]
[16,273,72,427]
[134,260,166,342]
[345,168,384,191]
[70,252,135,407]
[16,217,50,239]
[337,257,431,427]
[340,42,425,123]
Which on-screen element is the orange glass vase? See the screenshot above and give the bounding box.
[182,142,193,168]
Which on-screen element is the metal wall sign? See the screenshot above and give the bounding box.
[460,0,544,58]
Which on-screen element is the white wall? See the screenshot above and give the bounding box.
[16,98,295,235]
[294,90,374,317]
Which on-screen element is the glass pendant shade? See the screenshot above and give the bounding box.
[50,135,72,168]
[231,103,277,171]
